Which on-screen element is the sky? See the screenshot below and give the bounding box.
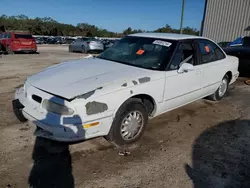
[0,0,206,32]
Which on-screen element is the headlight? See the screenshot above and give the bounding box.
[42,99,74,115]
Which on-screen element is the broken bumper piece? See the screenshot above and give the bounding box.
[13,86,113,142]
[12,99,28,122]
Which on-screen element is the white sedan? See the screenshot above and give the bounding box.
[13,33,239,146]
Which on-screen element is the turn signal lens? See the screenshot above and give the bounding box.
[83,122,99,129]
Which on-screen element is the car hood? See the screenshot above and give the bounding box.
[27,58,151,100]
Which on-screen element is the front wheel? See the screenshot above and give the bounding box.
[208,75,229,101]
[105,99,148,146]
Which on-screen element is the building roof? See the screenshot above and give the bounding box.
[128,32,204,40]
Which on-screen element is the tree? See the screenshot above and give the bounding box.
[0,14,200,37]
[123,27,132,35]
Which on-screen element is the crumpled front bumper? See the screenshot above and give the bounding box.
[12,86,112,142]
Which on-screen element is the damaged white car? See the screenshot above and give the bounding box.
[13,33,239,146]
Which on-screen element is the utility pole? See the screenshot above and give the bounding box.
[180,0,185,34]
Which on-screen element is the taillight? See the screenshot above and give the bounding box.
[13,40,20,44]
[32,40,36,44]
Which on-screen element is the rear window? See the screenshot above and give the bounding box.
[14,34,33,39]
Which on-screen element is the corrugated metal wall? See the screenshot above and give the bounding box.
[202,0,250,42]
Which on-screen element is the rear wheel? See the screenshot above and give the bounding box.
[6,45,14,55]
[81,46,87,54]
[208,75,229,101]
[105,98,148,146]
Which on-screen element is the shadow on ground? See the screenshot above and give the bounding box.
[28,97,84,188]
[186,120,250,188]
[28,138,74,188]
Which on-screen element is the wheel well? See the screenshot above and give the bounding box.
[131,94,156,116]
[225,71,232,82]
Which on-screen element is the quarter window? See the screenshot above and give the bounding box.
[197,40,225,64]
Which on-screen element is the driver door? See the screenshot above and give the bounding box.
[162,40,203,112]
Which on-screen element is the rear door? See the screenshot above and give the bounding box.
[72,38,82,51]
[241,37,250,62]
[195,39,228,96]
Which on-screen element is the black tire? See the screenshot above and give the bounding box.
[6,45,14,55]
[81,45,87,54]
[105,98,148,146]
[207,75,229,101]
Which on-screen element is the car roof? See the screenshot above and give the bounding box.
[128,32,206,40]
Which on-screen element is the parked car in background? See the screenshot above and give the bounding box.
[218,41,231,48]
[13,33,239,146]
[54,37,66,45]
[69,37,104,53]
[42,37,49,44]
[65,38,75,44]
[35,37,44,44]
[47,37,58,44]
[103,39,120,50]
[0,32,37,54]
[223,36,250,77]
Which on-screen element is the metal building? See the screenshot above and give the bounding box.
[201,0,250,42]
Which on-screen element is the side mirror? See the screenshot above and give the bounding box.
[177,63,194,73]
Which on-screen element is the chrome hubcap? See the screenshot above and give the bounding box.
[120,111,144,140]
[218,79,227,97]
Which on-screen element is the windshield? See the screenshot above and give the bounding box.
[97,36,177,70]
[15,34,33,39]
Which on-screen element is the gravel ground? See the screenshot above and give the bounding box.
[0,45,250,188]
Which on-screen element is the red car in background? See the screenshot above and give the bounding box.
[0,32,37,54]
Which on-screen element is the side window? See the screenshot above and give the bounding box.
[197,40,225,64]
[2,33,6,38]
[7,33,11,38]
[169,42,196,70]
